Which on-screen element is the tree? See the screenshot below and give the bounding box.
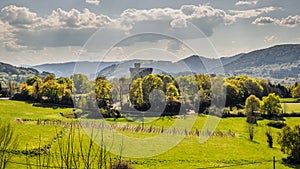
[43,74,56,82]
[129,78,145,111]
[95,76,112,109]
[260,93,282,118]
[291,82,300,98]
[245,95,260,117]
[278,125,300,163]
[40,80,61,103]
[71,74,90,94]
[7,80,16,98]
[245,95,260,141]
[0,82,2,97]
[226,82,243,107]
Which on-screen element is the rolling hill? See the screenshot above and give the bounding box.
[0,62,49,84]
[30,44,300,83]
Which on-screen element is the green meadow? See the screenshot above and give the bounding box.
[1,100,300,169]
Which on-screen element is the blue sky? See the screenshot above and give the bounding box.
[0,0,299,66]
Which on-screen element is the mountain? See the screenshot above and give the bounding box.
[0,62,49,84]
[223,44,300,71]
[30,44,300,83]
[32,61,117,79]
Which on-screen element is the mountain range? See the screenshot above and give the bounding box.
[0,44,298,84]
[31,44,300,84]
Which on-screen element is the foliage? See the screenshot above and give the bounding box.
[265,129,273,148]
[95,76,112,109]
[111,160,135,169]
[245,95,260,117]
[129,74,180,115]
[291,82,300,98]
[260,93,282,118]
[71,74,90,94]
[278,125,300,164]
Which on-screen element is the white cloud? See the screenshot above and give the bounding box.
[0,20,15,40]
[3,40,27,51]
[3,5,284,53]
[279,15,300,27]
[252,15,300,27]
[252,16,275,25]
[166,40,184,52]
[229,7,281,19]
[119,5,234,36]
[0,5,41,28]
[0,5,236,52]
[41,8,113,29]
[235,0,258,6]
[86,0,100,6]
[264,35,277,43]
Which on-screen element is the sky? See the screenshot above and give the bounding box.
[0,0,299,66]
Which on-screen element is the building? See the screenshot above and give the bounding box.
[129,63,153,80]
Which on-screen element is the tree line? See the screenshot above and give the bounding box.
[1,73,299,117]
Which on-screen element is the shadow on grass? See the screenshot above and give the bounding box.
[284,164,300,169]
[30,102,74,109]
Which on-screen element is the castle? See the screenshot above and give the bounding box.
[129,63,153,80]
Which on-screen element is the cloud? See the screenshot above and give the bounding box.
[0,5,41,28]
[5,4,285,52]
[0,20,14,40]
[119,5,234,37]
[86,0,100,6]
[235,0,258,6]
[0,5,236,52]
[252,15,300,27]
[166,40,184,52]
[3,40,27,51]
[252,16,275,25]
[229,7,281,19]
[264,35,277,43]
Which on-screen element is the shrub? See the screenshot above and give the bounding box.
[278,125,300,164]
[110,160,135,169]
[265,129,273,148]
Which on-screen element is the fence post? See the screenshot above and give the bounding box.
[273,156,275,169]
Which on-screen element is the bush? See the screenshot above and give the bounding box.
[267,121,286,129]
[278,125,300,164]
[110,160,134,169]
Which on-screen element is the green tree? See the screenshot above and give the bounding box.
[245,95,261,117]
[278,125,300,163]
[291,82,300,98]
[71,74,90,94]
[245,95,260,127]
[95,76,112,108]
[226,82,243,107]
[43,74,56,82]
[40,80,61,103]
[129,78,145,111]
[260,93,282,118]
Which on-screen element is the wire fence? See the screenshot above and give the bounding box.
[6,157,279,169]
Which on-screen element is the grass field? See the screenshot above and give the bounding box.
[282,103,300,113]
[1,100,300,169]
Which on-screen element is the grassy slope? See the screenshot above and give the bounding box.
[1,100,300,169]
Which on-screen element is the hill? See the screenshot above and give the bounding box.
[30,44,300,83]
[32,61,116,79]
[0,62,49,85]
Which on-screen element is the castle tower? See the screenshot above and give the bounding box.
[129,63,153,80]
